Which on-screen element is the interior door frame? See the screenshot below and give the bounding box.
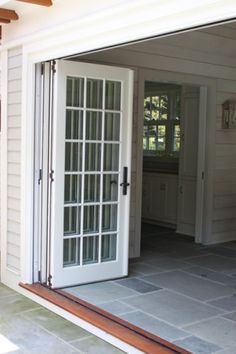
[136,68,216,254]
[176,85,207,239]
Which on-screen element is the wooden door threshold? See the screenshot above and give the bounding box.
[19,283,190,354]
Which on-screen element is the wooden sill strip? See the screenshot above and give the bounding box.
[19,283,190,354]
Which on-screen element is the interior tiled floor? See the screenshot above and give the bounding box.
[0,283,124,353]
[65,224,236,354]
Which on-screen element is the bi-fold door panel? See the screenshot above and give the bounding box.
[50,60,133,288]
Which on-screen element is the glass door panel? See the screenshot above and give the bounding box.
[51,61,133,287]
[104,113,120,141]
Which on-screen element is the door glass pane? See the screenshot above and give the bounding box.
[66,77,84,107]
[83,236,98,265]
[160,95,168,119]
[84,174,100,203]
[86,111,102,140]
[83,205,99,234]
[102,204,117,232]
[65,142,83,171]
[104,113,120,141]
[101,234,117,263]
[85,143,101,171]
[103,174,118,201]
[157,125,166,151]
[173,125,181,152]
[63,238,80,267]
[64,206,80,235]
[66,110,83,140]
[86,79,103,109]
[64,175,81,204]
[105,81,121,111]
[103,144,119,171]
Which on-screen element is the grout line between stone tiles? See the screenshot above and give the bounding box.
[125,308,190,335]
[180,312,236,330]
[123,277,236,311]
[180,268,236,288]
[20,312,92,351]
[68,334,95,344]
[0,292,21,299]
[205,292,236,304]
[182,264,236,277]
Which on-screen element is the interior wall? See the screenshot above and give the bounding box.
[213,81,236,242]
[81,24,236,253]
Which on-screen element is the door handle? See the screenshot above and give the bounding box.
[120,167,130,195]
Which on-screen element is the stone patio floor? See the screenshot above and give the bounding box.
[0,283,124,354]
[64,224,236,354]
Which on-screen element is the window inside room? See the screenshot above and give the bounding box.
[143,82,181,159]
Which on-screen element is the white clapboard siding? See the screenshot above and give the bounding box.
[213,77,236,240]
[7,47,22,273]
[82,27,236,248]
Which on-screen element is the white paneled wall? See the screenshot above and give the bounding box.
[7,47,22,273]
[82,25,236,249]
[213,79,236,242]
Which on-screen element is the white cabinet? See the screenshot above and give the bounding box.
[142,172,178,225]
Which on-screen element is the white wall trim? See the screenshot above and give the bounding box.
[195,87,208,243]
[3,1,236,60]
[20,54,35,283]
[0,49,8,283]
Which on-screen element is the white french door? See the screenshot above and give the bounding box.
[50,60,133,288]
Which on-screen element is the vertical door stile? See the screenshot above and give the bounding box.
[46,60,56,286]
[80,75,86,267]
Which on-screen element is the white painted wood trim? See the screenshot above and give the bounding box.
[21,54,35,283]
[0,50,8,282]
[3,0,236,58]
[195,87,207,243]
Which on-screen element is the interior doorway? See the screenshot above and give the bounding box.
[140,78,207,250]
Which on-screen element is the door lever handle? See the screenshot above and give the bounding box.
[120,167,130,195]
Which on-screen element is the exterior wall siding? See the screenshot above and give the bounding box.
[7,47,22,273]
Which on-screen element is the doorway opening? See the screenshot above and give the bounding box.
[141,80,205,250]
[30,19,236,353]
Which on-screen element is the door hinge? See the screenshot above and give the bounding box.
[41,63,44,76]
[120,166,130,195]
[38,169,42,185]
[49,170,54,182]
[51,60,56,74]
[38,270,41,282]
[48,274,52,287]
[202,171,205,180]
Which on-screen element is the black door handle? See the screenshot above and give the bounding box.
[120,167,130,195]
